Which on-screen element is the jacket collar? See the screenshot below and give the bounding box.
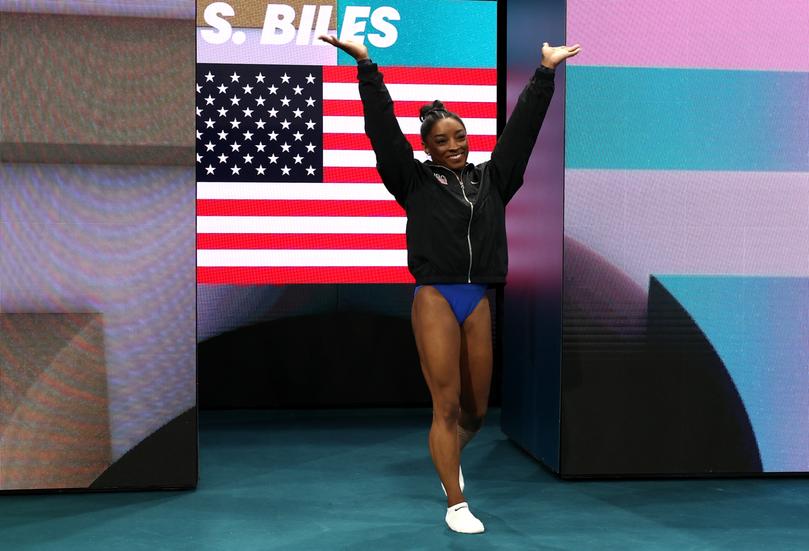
[424,162,473,176]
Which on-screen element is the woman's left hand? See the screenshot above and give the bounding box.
[541,43,582,69]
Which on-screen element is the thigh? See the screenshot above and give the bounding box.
[411,286,462,401]
[459,295,493,417]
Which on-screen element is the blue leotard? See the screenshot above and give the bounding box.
[414,284,487,325]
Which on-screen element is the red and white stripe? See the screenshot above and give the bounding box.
[197,66,497,284]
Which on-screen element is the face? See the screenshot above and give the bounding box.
[423,117,468,171]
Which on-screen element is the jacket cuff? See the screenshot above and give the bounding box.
[535,66,555,80]
[357,59,377,78]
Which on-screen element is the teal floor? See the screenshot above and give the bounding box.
[2,409,809,550]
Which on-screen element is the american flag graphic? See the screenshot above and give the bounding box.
[196,63,497,284]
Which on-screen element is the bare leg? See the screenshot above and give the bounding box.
[412,286,464,506]
[459,296,493,451]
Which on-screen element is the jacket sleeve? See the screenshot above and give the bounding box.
[488,67,555,204]
[357,61,418,206]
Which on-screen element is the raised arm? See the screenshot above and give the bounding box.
[319,36,417,206]
[489,42,581,204]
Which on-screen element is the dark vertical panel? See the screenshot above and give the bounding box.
[500,0,566,471]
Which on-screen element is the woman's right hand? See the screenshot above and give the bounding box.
[318,35,369,62]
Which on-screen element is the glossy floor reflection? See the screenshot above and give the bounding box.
[2,409,808,550]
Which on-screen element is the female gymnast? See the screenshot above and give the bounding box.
[320,35,580,534]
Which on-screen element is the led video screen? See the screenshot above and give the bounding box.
[563,1,809,474]
[1,9,196,491]
[196,0,497,286]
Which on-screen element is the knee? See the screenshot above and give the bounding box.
[459,408,486,432]
[432,399,461,427]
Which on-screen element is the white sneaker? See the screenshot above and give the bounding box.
[445,502,484,534]
[441,465,464,496]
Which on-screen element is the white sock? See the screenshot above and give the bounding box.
[445,502,484,534]
[441,465,464,496]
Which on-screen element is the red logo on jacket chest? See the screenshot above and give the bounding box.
[433,173,448,185]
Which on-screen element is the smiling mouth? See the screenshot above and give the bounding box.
[448,152,464,161]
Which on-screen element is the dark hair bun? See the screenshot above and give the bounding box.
[419,100,446,122]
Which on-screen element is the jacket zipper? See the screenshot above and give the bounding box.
[451,168,474,283]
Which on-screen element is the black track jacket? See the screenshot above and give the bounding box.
[357,61,555,285]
